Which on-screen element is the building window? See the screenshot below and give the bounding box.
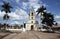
[31,13,33,16]
[31,21,33,23]
[31,17,33,19]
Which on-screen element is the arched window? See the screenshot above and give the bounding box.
[31,21,33,23]
[31,13,33,16]
[31,17,33,19]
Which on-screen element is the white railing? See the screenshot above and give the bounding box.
[6,29,22,31]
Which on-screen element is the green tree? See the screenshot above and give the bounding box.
[36,5,46,26]
[1,2,12,30]
[36,6,46,15]
[41,12,54,26]
[36,5,56,31]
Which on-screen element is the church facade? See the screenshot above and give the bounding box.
[26,9,38,30]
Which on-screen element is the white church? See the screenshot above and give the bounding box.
[5,8,39,32]
[26,8,38,30]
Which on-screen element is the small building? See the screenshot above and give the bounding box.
[26,8,38,30]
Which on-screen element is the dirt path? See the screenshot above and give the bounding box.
[2,33,20,39]
[2,31,60,39]
[12,31,38,39]
[31,31,60,39]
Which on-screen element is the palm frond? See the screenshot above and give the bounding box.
[1,2,12,13]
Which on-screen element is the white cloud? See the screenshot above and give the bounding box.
[3,0,11,2]
[8,12,20,20]
[0,8,28,21]
[15,0,20,3]
[3,0,20,3]
[10,21,20,25]
[28,0,48,12]
[58,21,60,24]
[55,15,60,19]
[8,7,29,21]
[28,0,41,12]
[15,8,29,19]
[33,4,40,11]
[0,2,3,5]
[0,11,5,18]
[29,0,39,7]
[22,2,28,9]
[29,0,39,4]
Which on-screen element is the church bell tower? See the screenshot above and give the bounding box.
[26,8,37,30]
[29,8,35,24]
[29,8,36,30]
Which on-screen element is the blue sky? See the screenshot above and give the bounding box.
[0,0,60,25]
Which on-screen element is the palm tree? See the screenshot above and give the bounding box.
[36,6,46,15]
[36,5,46,26]
[41,12,54,26]
[1,2,12,13]
[36,6,56,31]
[1,2,12,30]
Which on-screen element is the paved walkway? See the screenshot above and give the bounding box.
[2,31,60,39]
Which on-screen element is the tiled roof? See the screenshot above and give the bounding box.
[48,26,60,28]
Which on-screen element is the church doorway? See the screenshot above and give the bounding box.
[31,25,34,30]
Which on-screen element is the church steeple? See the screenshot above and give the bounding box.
[30,7,34,13]
[29,8,35,24]
[29,8,35,20]
[30,7,34,12]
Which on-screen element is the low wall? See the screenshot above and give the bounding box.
[6,29,22,32]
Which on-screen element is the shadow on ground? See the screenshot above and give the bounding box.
[42,31,55,33]
[0,30,13,39]
[57,36,60,38]
[0,34,10,39]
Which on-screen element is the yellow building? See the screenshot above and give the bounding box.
[26,9,38,30]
